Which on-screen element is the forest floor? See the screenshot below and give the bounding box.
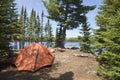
[0,49,103,80]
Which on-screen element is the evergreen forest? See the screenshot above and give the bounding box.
[0,0,120,80]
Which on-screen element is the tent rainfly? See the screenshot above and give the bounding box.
[14,43,54,72]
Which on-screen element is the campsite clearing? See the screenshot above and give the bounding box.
[0,49,102,80]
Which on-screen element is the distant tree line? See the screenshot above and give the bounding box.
[66,37,79,42]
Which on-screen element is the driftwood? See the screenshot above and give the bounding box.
[73,53,89,57]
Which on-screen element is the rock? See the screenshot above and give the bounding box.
[48,48,56,53]
[57,48,65,52]
[50,49,56,53]
[71,47,79,49]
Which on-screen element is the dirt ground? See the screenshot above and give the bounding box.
[0,49,102,80]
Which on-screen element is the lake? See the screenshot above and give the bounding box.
[64,42,80,49]
[10,42,80,49]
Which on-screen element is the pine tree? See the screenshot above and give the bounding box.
[27,9,41,43]
[44,19,53,47]
[35,14,41,42]
[55,28,60,47]
[28,9,36,42]
[42,0,95,48]
[23,8,28,41]
[44,19,49,44]
[93,0,120,79]
[40,10,44,44]
[0,0,20,57]
[19,6,24,49]
[48,21,53,45]
[79,16,91,53]
[18,6,29,49]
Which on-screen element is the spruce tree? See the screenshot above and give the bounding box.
[28,9,36,42]
[0,0,20,57]
[19,6,24,49]
[48,21,53,46]
[55,28,60,47]
[93,0,120,79]
[27,9,41,43]
[18,6,29,49]
[40,10,44,44]
[79,16,91,53]
[44,19,53,47]
[23,8,28,41]
[36,14,41,42]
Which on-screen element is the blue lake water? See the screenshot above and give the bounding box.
[10,42,80,49]
[10,42,100,55]
[65,42,80,49]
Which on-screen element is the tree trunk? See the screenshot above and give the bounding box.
[60,27,66,48]
[58,0,68,48]
[57,25,66,48]
[61,0,69,48]
[20,41,24,49]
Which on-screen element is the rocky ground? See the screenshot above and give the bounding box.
[0,49,102,80]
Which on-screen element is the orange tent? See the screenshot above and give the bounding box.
[14,43,54,72]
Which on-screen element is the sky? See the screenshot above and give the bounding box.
[15,0,103,38]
